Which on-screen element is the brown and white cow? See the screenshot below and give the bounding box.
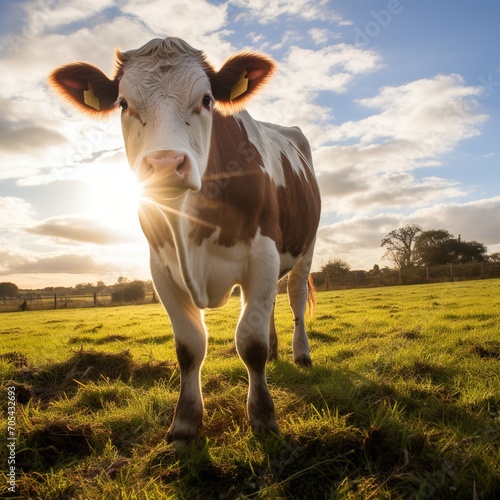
[50,37,321,443]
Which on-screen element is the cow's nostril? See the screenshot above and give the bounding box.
[176,160,186,174]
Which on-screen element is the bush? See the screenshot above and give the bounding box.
[111,281,145,303]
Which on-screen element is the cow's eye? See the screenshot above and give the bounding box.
[202,95,212,109]
[119,99,128,111]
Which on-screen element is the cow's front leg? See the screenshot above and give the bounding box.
[237,243,279,434]
[168,308,206,443]
[151,258,207,443]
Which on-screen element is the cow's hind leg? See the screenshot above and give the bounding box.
[267,300,278,362]
[288,245,315,367]
[237,241,279,434]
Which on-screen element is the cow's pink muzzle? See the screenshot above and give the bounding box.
[140,150,199,199]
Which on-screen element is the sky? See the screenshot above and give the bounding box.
[1,0,500,289]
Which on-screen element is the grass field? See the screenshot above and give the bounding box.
[1,279,499,499]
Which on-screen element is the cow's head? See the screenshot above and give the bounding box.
[49,37,275,200]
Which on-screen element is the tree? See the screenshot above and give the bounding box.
[74,282,96,294]
[414,229,454,266]
[111,280,145,303]
[321,258,351,290]
[488,252,500,263]
[449,239,487,263]
[0,282,19,296]
[380,224,422,269]
[414,230,488,266]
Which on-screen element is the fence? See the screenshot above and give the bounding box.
[1,291,157,313]
[314,262,500,291]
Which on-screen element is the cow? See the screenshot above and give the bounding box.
[49,37,321,443]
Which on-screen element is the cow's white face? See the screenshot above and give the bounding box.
[49,37,275,203]
[118,61,214,199]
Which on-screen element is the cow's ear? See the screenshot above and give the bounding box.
[49,63,118,116]
[209,53,275,115]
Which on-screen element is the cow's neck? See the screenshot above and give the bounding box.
[159,193,211,308]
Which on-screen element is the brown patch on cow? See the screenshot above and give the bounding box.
[240,340,268,373]
[176,342,195,373]
[189,112,280,248]
[277,152,321,257]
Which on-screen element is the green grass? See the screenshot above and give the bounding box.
[1,279,499,498]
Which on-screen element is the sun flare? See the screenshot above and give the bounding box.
[84,165,144,234]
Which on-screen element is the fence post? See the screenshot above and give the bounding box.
[449,264,453,281]
[54,293,57,310]
[93,292,97,307]
[426,266,429,281]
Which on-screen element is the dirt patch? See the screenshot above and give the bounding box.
[12,349,134,402]
[472,341,500,359]
[18,420,107,471]
[0,351,29,368]
[131,360,176,384]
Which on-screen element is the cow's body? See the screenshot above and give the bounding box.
[50,37,321,443]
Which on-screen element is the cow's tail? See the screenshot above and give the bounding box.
[306,274,316,320]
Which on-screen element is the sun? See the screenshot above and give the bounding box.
[83,163,144,233]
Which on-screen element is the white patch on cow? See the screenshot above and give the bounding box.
[155,221,250,309]
[236,112,312,188]
[279,251,301,276]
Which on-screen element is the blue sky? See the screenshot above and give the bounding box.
[1,0,499,288]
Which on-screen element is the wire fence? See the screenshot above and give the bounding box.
[1,291,157,313]
[314,261,500,291]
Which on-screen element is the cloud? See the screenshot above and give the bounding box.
[327,74,487,151]
[311,74,488,215]
[314,213,400,269]
[121,0,232,65]
[0,120,66,155]
[20,0,116,37]
[231,0,350,24]
[247,43,382,134]
[412,197,500,246]
[26,214,137,245]
[309,28,331,45]
[0,250,117,276]
[0,197,34,228]
[317,167,466,213]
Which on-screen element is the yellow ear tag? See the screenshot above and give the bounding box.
[83,83,101,110]
[230,70,249,101]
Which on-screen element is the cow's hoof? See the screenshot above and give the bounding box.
[294,354,312,368]
[252,423,280,437]
[166,426,198,448]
